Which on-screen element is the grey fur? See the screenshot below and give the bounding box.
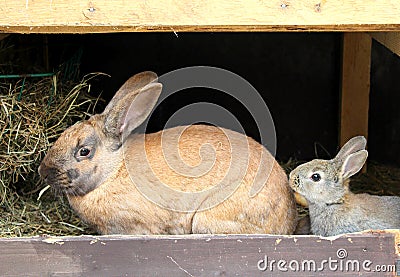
[289,136,400,237]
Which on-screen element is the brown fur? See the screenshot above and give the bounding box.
[39,71,297,235]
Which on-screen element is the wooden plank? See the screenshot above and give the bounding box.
[0,0,400,33]
[0,233,397,276]
[386,229,400,255]
[371,32,400,57]
[340,33,372,148]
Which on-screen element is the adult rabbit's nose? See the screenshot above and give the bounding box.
[38,163,59,185]
[38,154,54,178]
[38,162,50,179]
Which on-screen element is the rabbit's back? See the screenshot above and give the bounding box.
[128,125,278,191]
[352,193,400,229]
[126,125,297,234]
[309,193,400,236]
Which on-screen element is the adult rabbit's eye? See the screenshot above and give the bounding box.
[79,147,90,157]
[311,173,321,182]
[75,145,94,161]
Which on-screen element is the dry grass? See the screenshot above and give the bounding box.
[0,73,103,237]
[1,191,96,237]
[351,161,400,196]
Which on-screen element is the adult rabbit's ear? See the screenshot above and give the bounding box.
[102,72,162,144]
[340,150,368,180]
[335,136,367,162]
[102,71,158,115]
[118,82,162,135]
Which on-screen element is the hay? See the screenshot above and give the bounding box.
[350,161,400,196]
[0,73,103,237]
[1,192,96,237]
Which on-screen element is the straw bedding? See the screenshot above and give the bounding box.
[0,74,102,237]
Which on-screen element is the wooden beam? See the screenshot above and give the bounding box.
[340,33,372,147]
[0,232,397,275]
[370,32,400,57]
[0,0,400,33]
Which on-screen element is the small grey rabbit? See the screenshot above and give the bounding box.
[289,136,400,237]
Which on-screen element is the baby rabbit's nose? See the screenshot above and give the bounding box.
[288,171,300,186]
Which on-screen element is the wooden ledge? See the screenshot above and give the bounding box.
[2,25,400,34]
[1,0,400,33]
[0,231,398,276]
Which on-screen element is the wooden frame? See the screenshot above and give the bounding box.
[1,1,400,276]
[340,33,400,147]
[1,231,399,276]
[371,33,400,57]
[339,33,372,146]
[0,0,400,33]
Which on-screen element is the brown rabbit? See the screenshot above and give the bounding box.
[289,136,400,237]
[39,71,297,235]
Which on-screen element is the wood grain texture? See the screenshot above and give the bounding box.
[0,0,400,33]
[0,233,397,276]
[371,33,400,57]
[384,229,400,255]
[340,33,372,149]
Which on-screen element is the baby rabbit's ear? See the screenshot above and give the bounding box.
[102,73,162,142]
[340,150,368,180]
[335,136,367,162]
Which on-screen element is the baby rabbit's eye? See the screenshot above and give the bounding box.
[311,173,321,182]
[80,147,90,157]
